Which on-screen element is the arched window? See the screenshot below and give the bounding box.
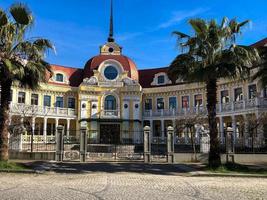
[104,95,116,110]
[56,73,64,82]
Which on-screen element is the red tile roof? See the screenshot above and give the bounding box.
[138,67,175,88]
[83,55,139,81]
[48,65,83,87]
[251,37,267,48]
[46,37,267,88]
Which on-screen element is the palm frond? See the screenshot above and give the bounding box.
[9,3,33,25]
[0,8,8,26]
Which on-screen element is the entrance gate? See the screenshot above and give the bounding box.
[56,126,174,163]
[86,130,144,161]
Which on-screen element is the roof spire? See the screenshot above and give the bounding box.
[108,0,114,42]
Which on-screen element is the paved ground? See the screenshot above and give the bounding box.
[0,163,267,200]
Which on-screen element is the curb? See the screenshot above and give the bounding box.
[0,169,44,174]
[189,172,267,178]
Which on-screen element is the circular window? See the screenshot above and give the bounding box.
[124,104,128,109]
[135,104,139,109]
[108,47,114,53]
[104,66,118,80]
[82,103,86,109]
[92,104,97,109]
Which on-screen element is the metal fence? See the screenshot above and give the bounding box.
[219,137,267,154]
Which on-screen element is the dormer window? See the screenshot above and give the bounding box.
[157,75,165,84]
[56,73,64,82]
[151,72,171,86]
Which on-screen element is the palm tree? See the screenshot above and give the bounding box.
[168,18,259,168]
[253,46,267,87]
[0,3,54,161]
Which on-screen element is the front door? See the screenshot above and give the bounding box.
[100,124,120,144]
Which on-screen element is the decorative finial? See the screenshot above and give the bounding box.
[108,0,114,42]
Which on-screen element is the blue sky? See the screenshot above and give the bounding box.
[1,0,267,69]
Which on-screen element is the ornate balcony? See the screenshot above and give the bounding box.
[100,110,119,118]
[143,97,267,118]
[9,103,77,118]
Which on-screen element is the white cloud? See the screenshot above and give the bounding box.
[158,8,209,29]
[117,32,143,41]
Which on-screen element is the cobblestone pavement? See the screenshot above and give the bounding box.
[0,172,266,200]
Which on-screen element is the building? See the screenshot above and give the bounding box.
[8,3,267,146]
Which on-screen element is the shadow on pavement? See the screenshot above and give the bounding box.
[24,161,200,175]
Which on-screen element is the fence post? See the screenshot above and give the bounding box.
[167,126,174,163]
[80,127,87,162]
[226,127,235,163]
[143,126,151,163]
[56,125,64,162]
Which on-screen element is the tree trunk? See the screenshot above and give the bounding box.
[0,79,12,161]
[206,78,221,168]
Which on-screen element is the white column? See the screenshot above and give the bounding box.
[43,117,47,143]
[243,114,249,146]
[231,115,237,143]
[66,119,70,138]
[8,115,12,126]
[161,120,165,139]
[31,117,35,135]
[219,116,224,142]
[172,119,177,144]
[55,118,59,140]
[255,112,264,140]
[149,120,153,137]
[172,119,176,130]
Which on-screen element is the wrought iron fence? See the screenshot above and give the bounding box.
[219,136,267,153]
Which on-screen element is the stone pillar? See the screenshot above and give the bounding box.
[56,125,64,162]
[219,117,224,143]
[80,127,87,162]
[161,120,165,140]
[167,126,174,163]
[231,115,237,144]
[143,126,151,163]
[66,119,70,139]
[226,127,235,163]
[43,117,47,143]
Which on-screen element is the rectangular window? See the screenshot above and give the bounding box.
[221,90,230,103]
[194,94,203,107]
[144,99,152,110]
[31,94,38,105]
[68,97,75,109]
[169,97,177,110]
[157,75,165,84]
[43,95,51,107]
[234,88,243,101]
[18,92,25,104]
[248,84,257,99]
[157,98,164,110]
[56,96,64,108]
[182,96,189,108]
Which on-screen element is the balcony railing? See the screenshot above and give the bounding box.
[10,103,76,117]
[101,110,119,117]
[143,97,267,118]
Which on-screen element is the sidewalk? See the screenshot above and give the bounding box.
[5,160,267,178]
